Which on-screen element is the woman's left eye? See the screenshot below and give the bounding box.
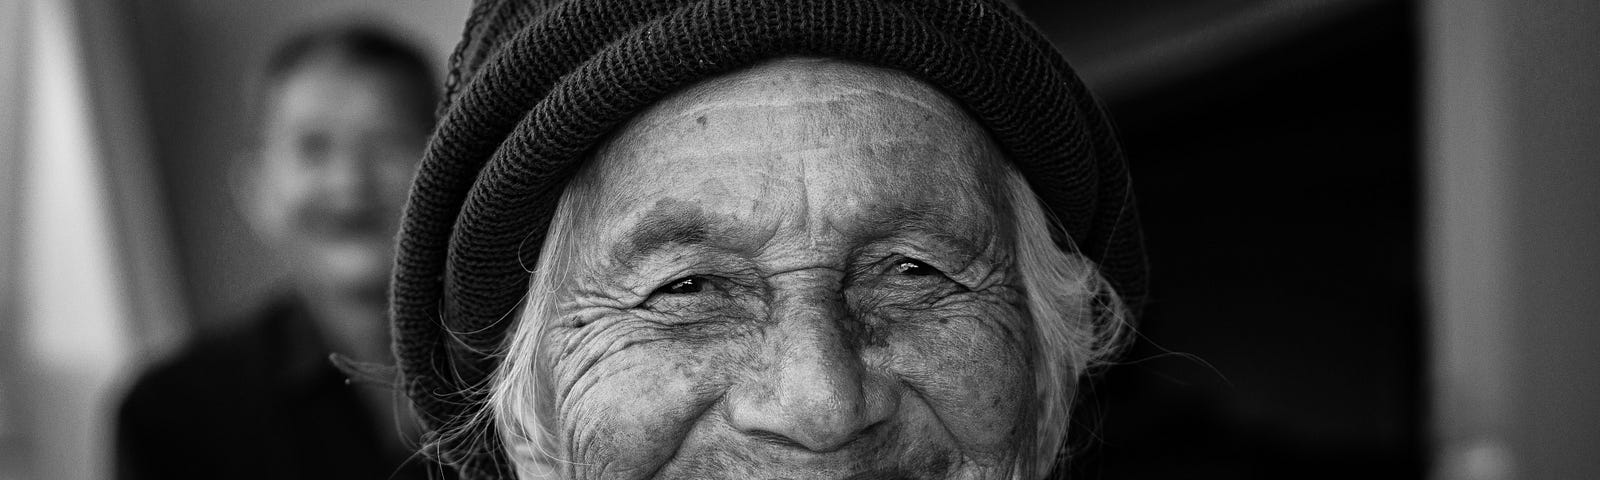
[892,258,941,276]
[655,276,708,295]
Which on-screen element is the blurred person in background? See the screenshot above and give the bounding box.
[116,24,443,479]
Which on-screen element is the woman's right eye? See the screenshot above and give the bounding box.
[892,258,942,276]
[654,275,708,295]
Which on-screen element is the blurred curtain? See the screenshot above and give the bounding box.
[0,0,31,478]
[4,0,189,478]
[1426,0,1600,479]
[69,0,191,358]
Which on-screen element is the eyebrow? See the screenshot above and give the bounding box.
[607,199,990,270]
[610,200,715,269]
[852,203,986,256]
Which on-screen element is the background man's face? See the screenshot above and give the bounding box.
[254,60,425,306]
[534,59,1036,479]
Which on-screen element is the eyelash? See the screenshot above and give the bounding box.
[653,275,712,296]
[891,257,942,276]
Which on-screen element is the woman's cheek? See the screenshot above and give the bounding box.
[885,301,1034,456]
[553,339,727,479]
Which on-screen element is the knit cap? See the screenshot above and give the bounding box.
[391,0,1146,476]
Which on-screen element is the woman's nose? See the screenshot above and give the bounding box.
[725,282,898,453]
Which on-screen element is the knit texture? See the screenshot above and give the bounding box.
[392,0,1146,477]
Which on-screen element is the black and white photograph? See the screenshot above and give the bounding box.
[0,0,1595,479]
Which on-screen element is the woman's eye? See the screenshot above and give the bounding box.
[892,258,941,276]
[655,276,707,295]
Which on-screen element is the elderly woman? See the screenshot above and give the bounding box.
[390,1,1145,478]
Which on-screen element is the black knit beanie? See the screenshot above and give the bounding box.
[391,0,1146,477]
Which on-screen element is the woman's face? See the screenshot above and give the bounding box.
[532,58,1036,479]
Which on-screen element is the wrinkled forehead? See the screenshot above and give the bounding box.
[567,57,1010,249]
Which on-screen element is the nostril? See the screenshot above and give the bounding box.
[745,430,810,450]
[742,423,874,453]
[727,390,892,453]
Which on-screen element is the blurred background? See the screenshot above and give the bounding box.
[2,0,1596,479]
